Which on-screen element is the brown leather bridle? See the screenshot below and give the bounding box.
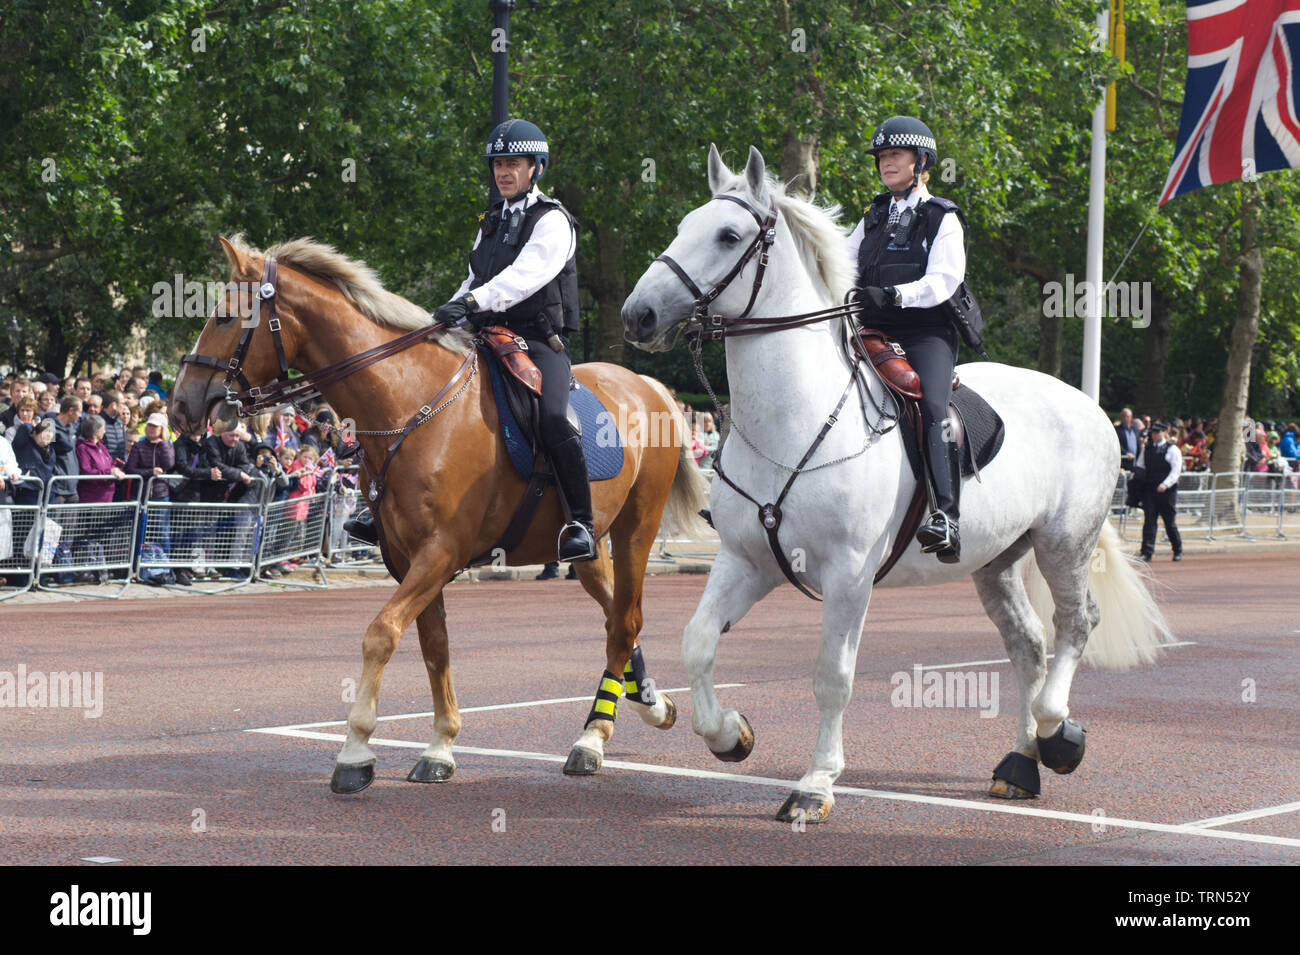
[180,257,463,419]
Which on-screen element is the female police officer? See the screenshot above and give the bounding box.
[345,119,595,562]
[846,116,966,562]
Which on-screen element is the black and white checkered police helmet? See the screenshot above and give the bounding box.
[866,116,938,172]
[484,119,550,179]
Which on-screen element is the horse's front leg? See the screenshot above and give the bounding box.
[407,591,461,783]
[331,542,455,794]
[682,549,774,761]
[779,580,873,825]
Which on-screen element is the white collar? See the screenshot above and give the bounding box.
[501,185,543,214]
[891,186,930,211]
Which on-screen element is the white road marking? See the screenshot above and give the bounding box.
[917,641,1198,671]
[1183,801,1300,829]
[249,684,744,732]
[81,856,123,864]
[249,723,1300,850]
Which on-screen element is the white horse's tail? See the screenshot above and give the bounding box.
[1025,521,1175,671]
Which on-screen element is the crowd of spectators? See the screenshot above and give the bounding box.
[0,367,355,587]
[1114,406,1299,478]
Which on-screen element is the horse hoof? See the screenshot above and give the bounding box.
[988,777,1038,799]
[330,762,374,794]
[406,757,455,784]
[776,791,832,824]
[989,751,1041,797]
[656,694,678,731]
[563,745,602,776]
[1038,719,1086,775]
[710,714,754,762]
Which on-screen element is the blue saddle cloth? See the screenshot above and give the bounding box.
[482,348,625,482]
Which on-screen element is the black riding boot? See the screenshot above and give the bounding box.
[548,434,597,561]
[916,419,961,562]
[343,507,379,546]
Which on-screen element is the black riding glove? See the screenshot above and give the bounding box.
[434,293,479,328]
[857,286,899,311]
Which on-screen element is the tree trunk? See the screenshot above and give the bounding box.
[1211,182,1263,478]
[1038,308,1063,378]
[585,219,627,367]
[1135,286,1170,419]
[780,129,819,200]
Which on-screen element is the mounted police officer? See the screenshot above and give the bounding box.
[847,116,966,562]
[344,119,596,562]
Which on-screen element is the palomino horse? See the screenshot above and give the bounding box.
[621,146,1172,822]
[171,235,709,792]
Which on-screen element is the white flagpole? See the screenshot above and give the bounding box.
[1083,7,1108,403]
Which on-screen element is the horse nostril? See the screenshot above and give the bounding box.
[637,308,658,339]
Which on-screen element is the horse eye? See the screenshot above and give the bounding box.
[718,229,741,245]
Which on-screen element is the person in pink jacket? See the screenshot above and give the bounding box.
[75,414,127,504]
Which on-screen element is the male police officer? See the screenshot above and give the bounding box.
[848,116,967,561]
[345,120,595,561]
[1139,421,1183,562]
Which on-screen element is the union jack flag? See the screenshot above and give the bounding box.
[273,423,290,451]
[1160,0,1300,204]
[319,447,336,470]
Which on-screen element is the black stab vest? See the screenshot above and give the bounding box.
[855,192,959,330]
[469,196,581,335]
[1143,442,1173,486]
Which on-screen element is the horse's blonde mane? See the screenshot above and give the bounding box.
[225,234,472,351]
[714,173,856,305]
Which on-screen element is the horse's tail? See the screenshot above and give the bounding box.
[1025,521,1175,671]
[640,375,713,540]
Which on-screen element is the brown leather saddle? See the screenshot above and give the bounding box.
[480,325,543,396]
[853,328,1003,582]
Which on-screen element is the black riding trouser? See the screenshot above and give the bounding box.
[888,323,958,430]
[1141,486,1182,556]
[517,332,575,447]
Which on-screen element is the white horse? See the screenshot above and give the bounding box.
[622,145,1173,823]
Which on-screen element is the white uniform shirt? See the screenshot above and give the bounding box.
[1151,440,1183,490]
[453,186,577,314]
[843,185,965,309]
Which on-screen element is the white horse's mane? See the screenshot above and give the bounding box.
[224,233,472,351]
[713,171,856,306]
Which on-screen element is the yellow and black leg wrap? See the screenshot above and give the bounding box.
[623,646,658,707]
[584,671,624,728]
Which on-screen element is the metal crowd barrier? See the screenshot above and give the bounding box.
[137,473,269,595]
[259,475,331,590]
[0,477,45,602]
[324,466,383,569]
[36,474,144,599]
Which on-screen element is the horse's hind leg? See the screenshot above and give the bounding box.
[1028,522,1103,776]
[564,515,675,775]
[972,534,1048,799]
[407,591,461,783]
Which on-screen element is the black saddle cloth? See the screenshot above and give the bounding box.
[899,383,1005,480]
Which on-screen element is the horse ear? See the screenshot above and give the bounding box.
[744,146,768,203]
[218,236,249,274]
[707,143,730,194]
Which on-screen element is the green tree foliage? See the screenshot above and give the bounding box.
[2,0,1295,424]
